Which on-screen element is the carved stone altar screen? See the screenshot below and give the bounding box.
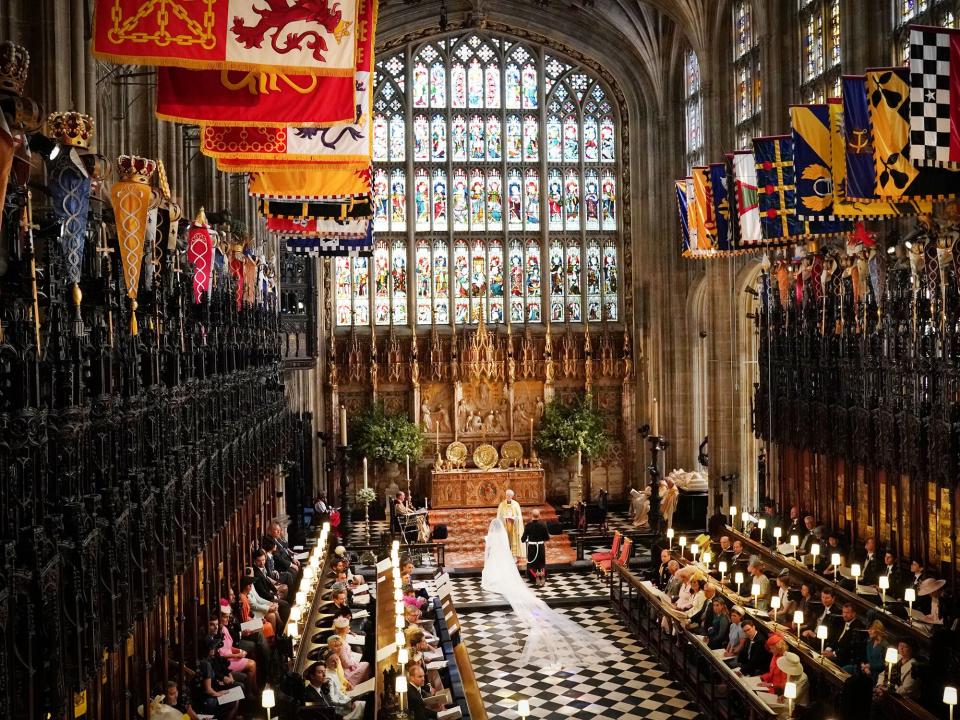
[431,468,546,508]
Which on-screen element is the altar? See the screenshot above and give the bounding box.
[430,468,546,509]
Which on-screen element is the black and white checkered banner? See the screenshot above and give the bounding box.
[909,25,959,169]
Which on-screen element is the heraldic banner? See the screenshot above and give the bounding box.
[94,0,360,75]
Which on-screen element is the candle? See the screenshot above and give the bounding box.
[363,457,368,490]
[773,527,782,544]
[406,455,410,482]
[702,551,711,569]
[751,582,761,605]
[651,397,659,436]
[339,405,347,445]
[577,449,582,475]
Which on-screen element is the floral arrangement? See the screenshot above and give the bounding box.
[350,402,426,464]
[356,487,376,505]
[535,394,611,462]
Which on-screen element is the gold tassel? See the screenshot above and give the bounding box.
[129,297,138,336]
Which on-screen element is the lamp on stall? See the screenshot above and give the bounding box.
[262,685,276,720]
[323,521,331,533]
[691,544,700,563]
[831,553,841,582]
[773,527,782,548]
[288,620,300,643]
[288,605,302,625]
[398,647,409,667]
[394,587,403,603]
[879,575,889,607]
[944,686,957,720]
[296,590,307,607]
[396,600,405,616]
[718,561,728,583]
[816,624,829,660]
[793,611,804,638]
[885,646,899,687]
[396,615,405,631]
[811,543,820,569]
[741,511,750,530]
[395,631,405,648]
[303,565,315,583]
[784,680,797,718]
[395,674,408,715]
[751,582,761,607]
[702,551,712,570]
[734,571,744,596]
[905,588,916,621]
[729,506,737,529]
[758,518,766,543]
[770,595,781,623]
[678,535,687,559]
[517,699,530,719]
[851,563,861,594]
[666,528,674,549]
[790,535,800,560]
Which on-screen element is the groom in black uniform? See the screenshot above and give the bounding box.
[521,508,550,587]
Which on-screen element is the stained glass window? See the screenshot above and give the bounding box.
[798,0,841,103]
[338,33,621,327]
[892,1,956,64]
[684,49,704,171]
[732,1,762,147]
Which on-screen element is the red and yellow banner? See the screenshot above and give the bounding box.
[156,67,355,126]
[93,0,360,75]
[198,0,376,148]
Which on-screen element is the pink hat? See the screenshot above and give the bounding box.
[333,616,350,629]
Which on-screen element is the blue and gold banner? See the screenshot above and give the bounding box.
[676,179,691,258]
[790,104,840,221]
[841,76,879,201]
[692,166,717,253]
[709,162,733,254]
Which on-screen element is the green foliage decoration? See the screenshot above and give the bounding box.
[534,394,611,462]
[350,403,426,465]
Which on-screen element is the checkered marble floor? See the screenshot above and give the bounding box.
[460,605,704,720]
[447,570,608,607]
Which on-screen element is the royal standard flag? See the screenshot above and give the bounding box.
[866,66,960,200]
[676,180,691,258]
[732,151,763,247]
[93,0,361,75]
[753,135,848,243]
[828,98,932,217]
[790,104,841,221]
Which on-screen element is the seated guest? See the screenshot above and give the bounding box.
[407,663,440,720]
[690,583,717,631]
[747,560,770,610]
[400,556,430,602]
[324,647,352,692]
[714,535,734,563]
[252,549,290,626]
[758,500,781,545]
[725,606,746,657]
[656,548,672,589]
[908,559,926,594]
[736,621,771,677]
[318,587,353,620]
[262,537,295,589]
[881,551,903,596]
[917,577,947,623]
[760,636,788,694]
[162,681,199,720]
[664,560,682,601]
[239,574,279,640]
[205,617,247,690]
[802,589,841,641]
[858,538,880,586]
[676,576,706,618]
[786,505,803,536]
[223,585,269,666]
[403,583,427,611]
[774,572,795,616]
[406,626,443,690]
[314,494,330,520]
[729,540,749,570]
[822,534,845,576]
[876,640,919,700]
[196,636,238,720]
[303,660,365,720]
[268,520,302,575]
[776,652,809,713]
[404,602,436,637]
[823,603,865,667]
[798,516,817,554]
[793,582,814,620]
[327,629,370,685]
[214,601,258,692]
[706,599,730,650]
[853,620,888,685]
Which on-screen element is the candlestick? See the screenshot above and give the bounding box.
[773,527,782,546]
[702,551,712,569]
[406,455,410,482]
[363,457,368,490]
[576,449,582,475]
[339,405,347,445]
[651,397,659,437]
[751,582,761,606]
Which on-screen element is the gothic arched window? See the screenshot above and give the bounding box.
[336,33,622,327]
[798,0,841,102]
[733,0,762,149]
[892,1,957,64]
[683,49,704,171]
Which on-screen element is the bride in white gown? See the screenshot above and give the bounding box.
[481,517,622,672]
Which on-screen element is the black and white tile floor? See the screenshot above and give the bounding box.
[446,570,608,607]
[460,605,704,720]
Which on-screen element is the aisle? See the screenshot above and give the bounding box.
[460,605,704,720]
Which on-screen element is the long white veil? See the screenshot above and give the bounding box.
[481,517,622,672]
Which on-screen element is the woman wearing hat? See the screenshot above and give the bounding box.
[775,652,809,714]
[328,627,370,685]
[760,636,788,694]
[917,577,947,623]
[853,620,888,685]
[725,606,747,657]
[196,635,239,720]
[214,601,258,692]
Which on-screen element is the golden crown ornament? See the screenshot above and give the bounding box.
[116,154,156,184]
[0,41,29,97]
[46,111,95,150]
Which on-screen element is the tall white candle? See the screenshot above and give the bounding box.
[651,397,659,436]
[363,457,368,490]
[339,405,347,445]
[577,449,582,475]
[406,455,410,482]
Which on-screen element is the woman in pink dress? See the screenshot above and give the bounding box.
[213,602,257,692]
[327,634,370,686]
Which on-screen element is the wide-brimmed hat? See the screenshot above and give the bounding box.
[918,578,946,596]
[777,652,803,676]
[333,616,350,629]
[218,600,232,615]
[334,545,347,556]
[731,605,746,616]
